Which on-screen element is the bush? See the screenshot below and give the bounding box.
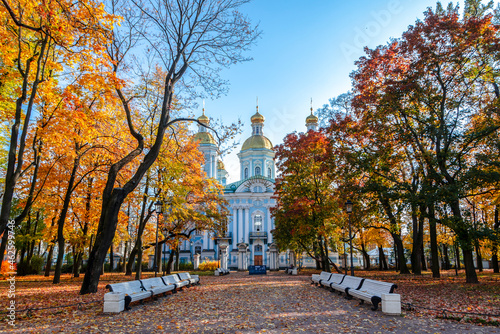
[17,256,44,276]
[61,263,73,273]
[29,256,44,274]
[198,260,219,271]
[179,262,193,270]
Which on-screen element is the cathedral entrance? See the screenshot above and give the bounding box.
[254,255,263,266]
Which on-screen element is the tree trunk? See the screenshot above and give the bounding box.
[321,235,330,272]
[455,242,461,270]
[428,203,440,278]
[135,242,143,281]
[360,241,370,270]
[442,244,451,270]
[109,243,114,272]
[126,246,138,276]
[126,180,152,276]
[462,246,478,283]
[392,233,409,274]
[123,241,128,273]
[411,203,423,275]
[81,188,127,294]
[45,245,54,277]
[474,240,483,272]
[493,206,499,273]
[53,155,81,284]
[73,251,83,277]
[378,245,388,270]
[174,247,180,271]
[420,237,427,270]
[313,241,321,270]
[448,200,477,283]
[165,249,174,275]
[379,194,409,273]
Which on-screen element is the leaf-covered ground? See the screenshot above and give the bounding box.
[0,270,499,333]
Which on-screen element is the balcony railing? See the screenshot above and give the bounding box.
[249,231,267,239]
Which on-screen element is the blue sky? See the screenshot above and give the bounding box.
[196,0,481,182]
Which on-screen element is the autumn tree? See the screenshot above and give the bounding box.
[350,6,500,283]
[273,130,347,272]
[80,0,259,294]
[0,0,113,264]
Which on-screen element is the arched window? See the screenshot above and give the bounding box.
[254,214,262,231]
[268,168,272,178]
[255,245,262,252]
[195,246,202,254]
[255,166,261,176]
[244,168,248,178]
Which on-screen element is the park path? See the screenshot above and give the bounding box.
[5,271,500,334]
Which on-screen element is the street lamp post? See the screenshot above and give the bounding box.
[154,200,163,277]
[345,199,354,276]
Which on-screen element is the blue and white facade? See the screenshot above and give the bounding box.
[175,106,365,270]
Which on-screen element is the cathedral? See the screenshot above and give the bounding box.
[172,104,327,270]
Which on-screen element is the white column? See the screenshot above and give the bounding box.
[232,207,237,249]
[194,254,200,270]
[204,231,208,251]
[207,154,211,177]
[267,207,272,243]
[212,155,216,178]
[238,208,243,244]
[245,208,250,244]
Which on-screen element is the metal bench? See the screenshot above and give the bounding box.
[320,273,345,288]
[177,272,200,285]
[346,278,397,311]
[311,271,332,285]
[141,277,175,297]
[329,275,364,295]
[106,280,153,310]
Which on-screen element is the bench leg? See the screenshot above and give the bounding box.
[359,300,364,305]
[124,296,132,311]
[371,296,382,311]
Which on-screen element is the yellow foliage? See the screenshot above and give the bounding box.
[198,259,219,271]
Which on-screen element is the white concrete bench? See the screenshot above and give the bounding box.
[320,273,345,288]
[329,275,364,295]
[177,272,200,285]
[311,271,332,285]
[215,268,229,275]
[346,278,398,311]
[141,277,175,297]
[105,280,153,310]
[162,274,190,290]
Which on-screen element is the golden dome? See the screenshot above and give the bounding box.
[241,135,273,151]
[193,131,216,145]
[217,160,225,170]
[306,111,318,124]
[197,112,209,125]
[250,111,265,124]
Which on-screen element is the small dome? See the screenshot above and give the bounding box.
[197,113,209,125]
[217,160,225,170]
[193,131,216,145]
[251,111,265,124]
[306,112,318,124]
[241,135,273,151]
